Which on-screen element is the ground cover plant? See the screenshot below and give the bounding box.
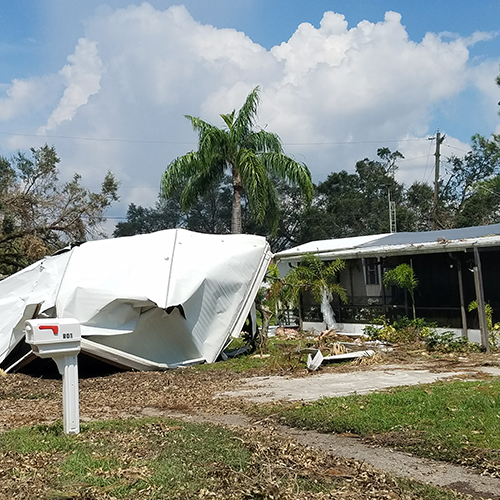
[252,379,500,476]
[363,316,483,353]
[0,416,471,500]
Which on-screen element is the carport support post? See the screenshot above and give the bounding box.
[455,257,468,338]
[473,247,490,352]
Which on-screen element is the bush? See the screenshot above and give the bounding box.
[425,330,481,353]
[364,316,435,344]
[468,300,500,351]
[364,317,482,353]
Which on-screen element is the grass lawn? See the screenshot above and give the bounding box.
[0,417,472,500]
[250,379,500,474]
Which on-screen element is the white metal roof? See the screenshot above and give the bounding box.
[275,223,500,263]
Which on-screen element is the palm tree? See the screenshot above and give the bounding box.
[279,254,348,330]
[161,86,313,234]
[383,263,418,320]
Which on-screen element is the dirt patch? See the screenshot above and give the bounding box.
[0,368,251,431]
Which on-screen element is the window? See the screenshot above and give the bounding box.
[364,258,379,285]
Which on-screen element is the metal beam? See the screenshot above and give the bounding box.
[473,246,490,352]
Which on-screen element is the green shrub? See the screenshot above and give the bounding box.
[468,300,500,350]
[425,330,481,353]
[364,316,435,343]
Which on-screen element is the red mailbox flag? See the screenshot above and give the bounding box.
[39,325,59,335]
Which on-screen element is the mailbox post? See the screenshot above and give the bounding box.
[25,319,81,435]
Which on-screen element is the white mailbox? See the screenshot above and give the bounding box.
[25,318,81,358]
[25,318,81,435]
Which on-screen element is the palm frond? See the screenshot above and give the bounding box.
[220,111,235,131]
[180,167,225,211]
[283,254,348,307]
[262,152,313,205]
[383,263,418,290]
[262,176,281,234]
[161,152,199,197]
[234,86,260,141]
[238,150,268,221]
[245,130,283,154]
[185,115,218,139]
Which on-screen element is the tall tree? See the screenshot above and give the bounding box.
[405,182,434,231]
[161,86,313,234]
[439,134,500,228]
[114,176,233,238]
[0,145,119,275]
[297,148,409,241]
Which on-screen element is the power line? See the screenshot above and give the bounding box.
[313,152,435,177]
[476,184,500,199]
[398,154,433,163]
[442,143,471,154]
[422,139,434,184]
[0,131,195,145]
[283,138,427,146]
[0,129,430,147]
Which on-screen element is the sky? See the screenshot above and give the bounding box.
[0,1,499,230]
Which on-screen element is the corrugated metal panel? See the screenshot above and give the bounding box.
[358,223,500,248]
[275,224,500,263]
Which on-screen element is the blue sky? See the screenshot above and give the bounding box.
[0,1,499,226]
[2,1,499,71]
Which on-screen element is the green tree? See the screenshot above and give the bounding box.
[279,254,347,330]
[297,148,411,241]
[405,182,434,231]
[452,175,500,227]
[295,136,500,244]
[113,201,182,237]
[0,145,119,275]
[383,263,418,320]
[115,177,233,238]
[161,86,313,234]
[243,179,312,252]
[439,134,500,228]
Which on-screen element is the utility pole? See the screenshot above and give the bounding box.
[432,130,445,230]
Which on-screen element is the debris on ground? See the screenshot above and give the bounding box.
[306,348,376,371]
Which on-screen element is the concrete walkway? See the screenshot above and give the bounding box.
[220,365,500,402]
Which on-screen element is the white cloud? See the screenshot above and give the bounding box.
[39,38,104,132]
[0,75,61,121]
[0,4,498,228]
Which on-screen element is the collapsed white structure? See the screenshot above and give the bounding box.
[0,229,272,371]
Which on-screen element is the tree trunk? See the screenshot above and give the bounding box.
[256,302,272,354]
[231,168,243,234]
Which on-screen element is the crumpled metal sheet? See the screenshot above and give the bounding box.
[0,229,272,370]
